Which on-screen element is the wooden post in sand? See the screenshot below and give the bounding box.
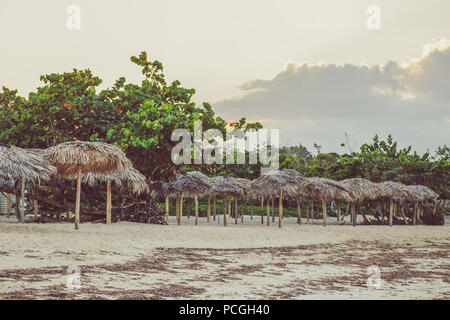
[165,195,169,223]
[260,195,264,224]
[234,198,238,225]
[6,194,10,218]
[20,177,25,224]
[337,200,341,221]
[194,194,199,225]
[321,197,327,227]
[389,198,393,226]
[207,195,211,223]
[213,195,216,221]
[278,189,283,228]
[178,192,183,225]
[106,181,112,225]
[413,202,418,226]
[175,194,180,224]
[223,196,227,226]
[297,199,301,224]
[266,197,270,226]
[74,166,82,230]
[250,199,253,220]
[228,198,231,223]
[33,199,38,219]
[271,196,275,222]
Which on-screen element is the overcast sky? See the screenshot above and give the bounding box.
[1,0,449,153]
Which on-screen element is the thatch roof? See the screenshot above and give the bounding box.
[409,185,439,202]
[339,178,383,201]
[43,141,133,177]
[210,176,244,197]
[234,178,252,197]
[0,144,56,184]
[377,181,419,202]
[298,177,355,202]
[251,168,305,197]
[171,171,211,196]
[67,168,148,194]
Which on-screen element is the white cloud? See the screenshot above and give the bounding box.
[215,40,450,153]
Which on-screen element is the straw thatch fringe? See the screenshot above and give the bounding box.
[298,177,354,202]
[210,176,244,197]
[340,178,383,201]
[378,181,420,202]
[409,185,439,203]
[0,144,56,184]
[251,168,305,198]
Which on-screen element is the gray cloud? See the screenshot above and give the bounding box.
[215,40,450,153]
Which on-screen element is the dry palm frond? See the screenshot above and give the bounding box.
[0,144,56,184]
[171,171,211,196]
[251,168,305,198]
[210,176,244,197]
[340,178,383,201]
[409,185,439,202]
[43,141,133,177]
[234,177,252,197]
[378,181,420,202]
[67,168,148,194]
[298,177,355,202]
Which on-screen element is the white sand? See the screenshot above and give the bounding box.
[0,215,448,299]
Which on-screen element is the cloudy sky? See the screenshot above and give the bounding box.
[1,0,449,153]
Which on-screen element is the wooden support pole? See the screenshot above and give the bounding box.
[413,202,417,226]
[6,194,10,218]
[165,195,169,223]
[271,196,275,222]
[322,197,327,227]
[20,177,25,224]
[260,195,264,224]
[228,198,231,222]
[106,181,112,225]
[266,197,270,226]
[337,200,341,221]
[241,199,245,223]
[389,198,393,226]
[250,199,253,220]
[194,194,199,225]
[175,194,180,224]
[223,196,227,226]
[207,195,211,223]
[75,166,81,230]
[352,202,357,227]
[213,194,216,221]
[278,190,283,228]
[297,200,301,224]
[179,193,183,225]
[235,198,238,225]
[33,199,38,219]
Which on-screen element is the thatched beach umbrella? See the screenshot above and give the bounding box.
[339,178,383,224]
[186,171,214,223]
[43,141,132,229]
[378,181,419,226]
[172,171,211,225]
[409,185,439,225]
[251,169,305,228]
[298,177,354,226]
[0,144,56,223]
[210,176,244,226]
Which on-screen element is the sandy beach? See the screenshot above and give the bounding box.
[0,216,448,300]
